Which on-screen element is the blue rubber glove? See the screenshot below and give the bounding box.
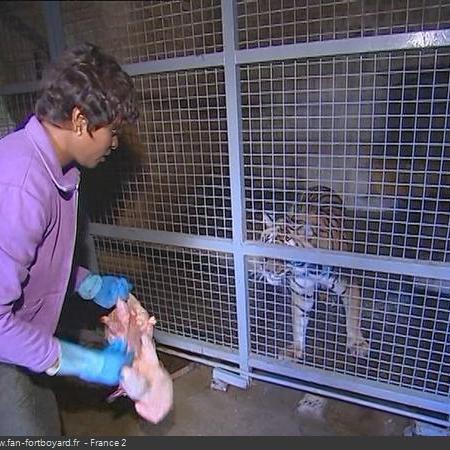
[77,274,133,308]
[56,339,133,386]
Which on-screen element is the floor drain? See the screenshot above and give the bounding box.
[296,393,327,417]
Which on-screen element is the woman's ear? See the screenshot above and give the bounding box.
[71,106,87,135]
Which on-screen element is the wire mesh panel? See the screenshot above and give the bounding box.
[125,0,223,63]
[0,1,49,84]
[93,236,238,349]
[242,48,450,266]
[41,0,450,422]
[61,1,131,65]
[237,0,450,49]
[86,68,232,238]
[61,0,223,65]
[0,92,37,138]
[2,0,450,423]
[249,258,450,397]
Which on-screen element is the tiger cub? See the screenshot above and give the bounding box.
[256,186,369,359]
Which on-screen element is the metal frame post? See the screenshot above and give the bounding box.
[42,1,65,60]
[221,0,250,387]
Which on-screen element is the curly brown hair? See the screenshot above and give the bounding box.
[35,43,138,132]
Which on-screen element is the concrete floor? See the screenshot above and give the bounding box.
[54,358,411,436]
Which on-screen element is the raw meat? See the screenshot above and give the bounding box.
[101,294,173,424]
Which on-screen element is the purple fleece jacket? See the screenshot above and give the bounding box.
[0,115,89,372]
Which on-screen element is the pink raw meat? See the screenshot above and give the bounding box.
[101,294,173,424]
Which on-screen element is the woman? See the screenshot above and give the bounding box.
[0,42,139,435]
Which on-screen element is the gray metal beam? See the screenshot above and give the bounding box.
[236,30,450,66]
[244,242,450,281]
[42,1,66,60]
[88,223,234,253]
[0,81,40,96]
[122,31,450,79]
[248,370,450,428]
[250,355,450,416]
[84,229,99,273]
[222,0,250,381]
[154,330,239,364]
[123,52,224,76]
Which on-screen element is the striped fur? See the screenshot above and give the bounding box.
[257,186,369,359]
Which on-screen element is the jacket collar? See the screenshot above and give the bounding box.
[24,115,80,193]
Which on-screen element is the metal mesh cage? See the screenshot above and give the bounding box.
[237,0,450,50]
[86,68,232,238]
[61,0,223,65]
[243,48,450,263]
[0,1,49,84]
[93,236,238,348]
[249,258,450,396]
[5,0,444,421]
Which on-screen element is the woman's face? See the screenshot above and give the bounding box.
[73,123,119,169]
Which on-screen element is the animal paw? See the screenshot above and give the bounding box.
[347,336,369,357]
